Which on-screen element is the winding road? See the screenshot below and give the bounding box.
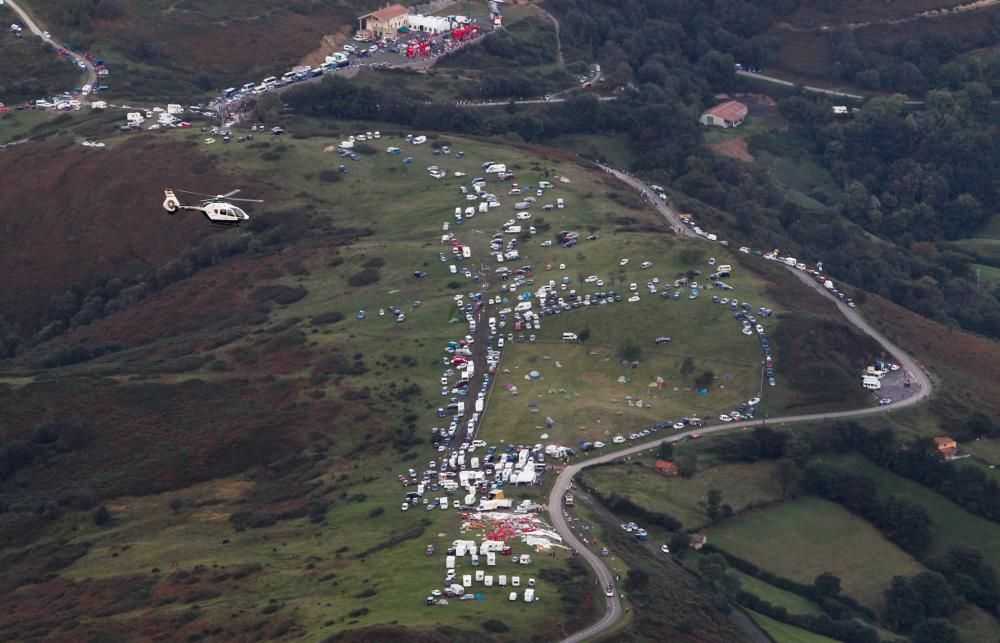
[552,165,933,642]
[3,0,96,87]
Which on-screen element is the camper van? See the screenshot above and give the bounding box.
[485,163,507,174]
[862,376,881,390]
[562,332,578,342]
[523,588,535,602]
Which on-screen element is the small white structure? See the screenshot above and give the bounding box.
[406,14,454,34]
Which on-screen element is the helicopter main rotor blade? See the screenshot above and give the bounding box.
[173,188,220,198]
[220,189,241,198]
[225,197,264,203]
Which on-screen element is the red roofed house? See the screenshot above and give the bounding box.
[699,100,748,129]
[655,460,679,477]
[935,436,958,459]
[358,4,409,39]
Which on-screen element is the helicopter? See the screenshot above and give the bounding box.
[162,188,262,226]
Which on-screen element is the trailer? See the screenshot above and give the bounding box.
[487,552,496,566]
[523,588,535,603]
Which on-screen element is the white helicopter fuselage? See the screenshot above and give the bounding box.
[163,189,250,225]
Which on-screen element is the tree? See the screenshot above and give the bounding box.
[911,620,961,643]
[625,567,650,591]
[884,576,925,631]
[698,553,727,584]
[255,93,283,124]
[93,505,112,526]
[657,441,674,461]
[814,572,842,598]
[706,488,722,521]
[669,531,689,558]
[680,356,695,375]
[578,328,591,344]
[775,458,802,498]
[693,370,715,389]
[677,453,698,477]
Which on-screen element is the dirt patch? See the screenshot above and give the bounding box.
[709,138,754,162]
[299,26,353,67]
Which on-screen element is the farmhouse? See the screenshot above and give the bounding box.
[935,436,958,459]
[688,533,708,550]
[358,4,409,39]
[654,460,679,477]
[699,100,748,128]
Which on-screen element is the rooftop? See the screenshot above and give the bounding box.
[362,4,409,22]
[702,100,748,123]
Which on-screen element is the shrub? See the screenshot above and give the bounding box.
[318,169,341,182]
[93,505,112,526]
[482,619,510,633]
[312,312,344,325]
[348,268,380,287]
[252,285,308,305]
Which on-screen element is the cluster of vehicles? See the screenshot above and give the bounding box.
[615,522,672,555]
[606,417,705,446]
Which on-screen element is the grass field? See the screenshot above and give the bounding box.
[709,497,925,612]
[0,126,635,639]
[581,461,783,530]
[734,572,823,616]
[746,610,838,643]
[823,453,1000,563]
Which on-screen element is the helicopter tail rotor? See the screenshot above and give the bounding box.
[162,189,181,214]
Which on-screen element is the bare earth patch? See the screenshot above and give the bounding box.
[709,138,754,162]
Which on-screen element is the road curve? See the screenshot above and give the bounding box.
[553,166,933,643]
[3,0,97,87]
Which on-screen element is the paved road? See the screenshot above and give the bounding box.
[571,490,768,643]
[553,165,933,643]
[736,69,865,100]
[4,0,96,87]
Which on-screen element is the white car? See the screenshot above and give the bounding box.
[619,258,629,266]
[593,441,605,448]
[673,422,685,430]
[612,435,625,444]
[401,503,409,512]
[748,397,760,406]
[641,261,653,269]
[719,414,733,422]
[660,544,670,554]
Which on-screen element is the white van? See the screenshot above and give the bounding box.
[862,377,881,390]
[515,301,533,312]
[556,198,565,209]
[562,332,578,342]
[485,163,506,174]
[524,588,535,602]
